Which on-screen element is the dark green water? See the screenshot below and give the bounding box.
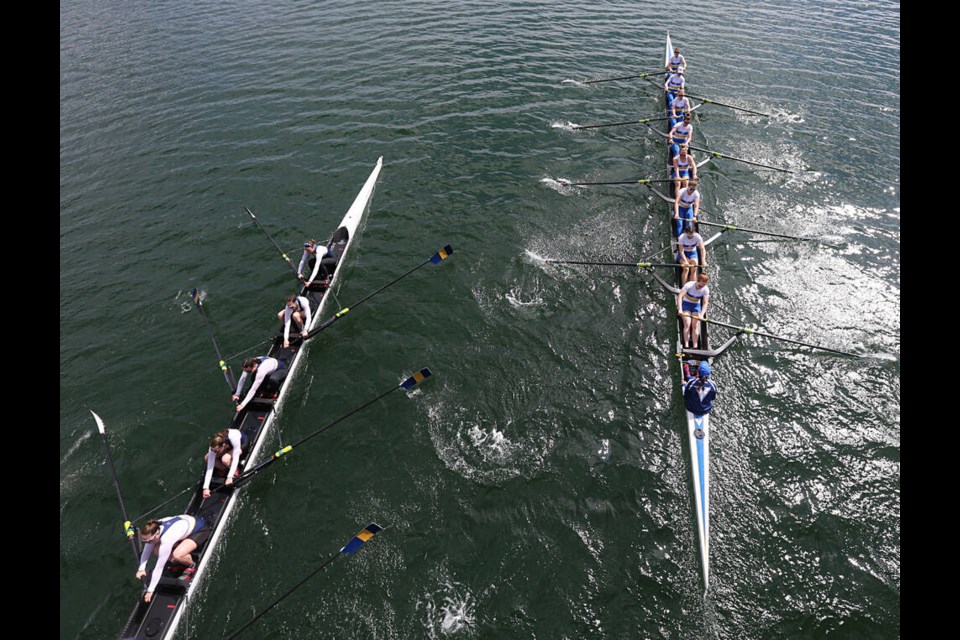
[60,1,900,638]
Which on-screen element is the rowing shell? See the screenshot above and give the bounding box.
[118,156,384,640]
[665,33,711,591]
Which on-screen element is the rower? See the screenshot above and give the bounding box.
[683,361,716,416]
[202,428,247,498]
[664,67,685,101]
[297,240,336,289]
[670,89,692,127]
[677,272,710,349]
[277,293,313,348]
[232,356,286,413]
[677,222,707,286]
[668,113,694,158]
[135,515,211,602]
[673,178,701,237]
[672,144,697,193]
[667,46,687,73]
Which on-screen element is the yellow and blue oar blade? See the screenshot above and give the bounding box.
[340,523,383,554]
[429,245,454,264]
[401,368,432,389]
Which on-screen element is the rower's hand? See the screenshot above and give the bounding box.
[225,477,234,487]
[144,592,153,603]
[235,405,244,414]
[231,394,240,403]
[202,489,211,499]
[135,570,146,580]
[305,280,313,288]
[283,340,290,348]
[301,330,308,338]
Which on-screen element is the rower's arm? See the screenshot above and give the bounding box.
[297,250,309,276]
[698,240,707,266]
[700,293,709,317]
[282,308,293,345]
[202,448,217,491]
[233,370,249,398]
[302,298,313,330]
[227,430,243,479]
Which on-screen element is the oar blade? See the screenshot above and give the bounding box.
[191,287,201,306]
[340,523,383,554]
[90,409,107,435]
[430,245,454,264]
[401,368,432,389]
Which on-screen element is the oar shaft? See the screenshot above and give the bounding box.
[696,219,814,241]
[244,207,302,279]
[304,246,452,342]
[91,412,140,564]
[192,290,237,393]
[547,260,679,268]
[574,116,669,130]
[305,261,427,339]
[688,93,773,117]
[585,71,667,84]
[223,552,342,640]
[685,315,858,357]
[687,144,794,173]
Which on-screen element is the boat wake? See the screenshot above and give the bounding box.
[550,120,580,131]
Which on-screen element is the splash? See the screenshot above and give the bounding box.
[60,429,93,465]
[540,177,577,194]
[419,568,476,638]
[505,282,544,308]
[550,120,580,131]
[561,79,586,87]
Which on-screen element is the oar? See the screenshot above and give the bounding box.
[546,259,681,269]
[556,177,675,187]
[680,313,859,357]
[302,246,454,342]
[573,115,671,130]
[641,123,795,174]
[236,369,433,485]
[223,523,383,640]
[695,219,824,243]
[90,411,140,564]
[584,70,668,85]
[686,143,795,174]
[131,369,433,523]
[687,92,774,117]
[190,288,237,394]
[244,206,303,281]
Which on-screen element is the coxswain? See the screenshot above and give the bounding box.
[664,67,685,101]
[297,240,336,288]
[683,361,717,416]
[670,89,692,127]
[671,144,697,193]
[202,428,247,498]
[673,178,701,237]
[232,356,284,413]
[668,113,694,158]
[667,46,687,73]
[677,272,710,349]
[277,293,313,348]
[677,222,707,286]
[135,515,210,602]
